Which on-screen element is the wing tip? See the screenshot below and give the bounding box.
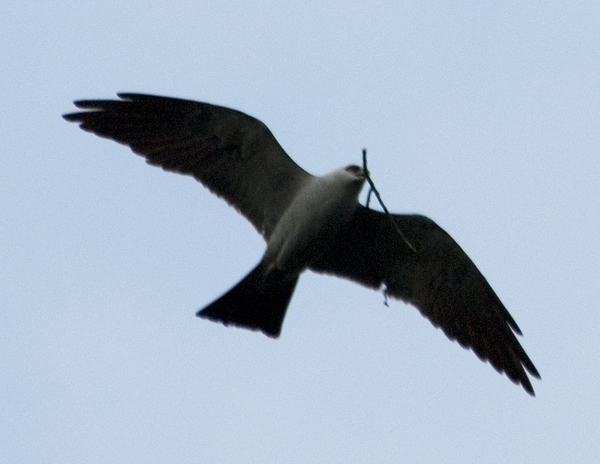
[503,352,540,397]
[62,112,79,122]
[522,379,536,396]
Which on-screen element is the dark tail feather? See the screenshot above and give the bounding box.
[197,263,299,338]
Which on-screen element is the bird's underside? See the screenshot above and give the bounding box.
[63,93,540,395]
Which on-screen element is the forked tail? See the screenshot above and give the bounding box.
[197,263,299,338]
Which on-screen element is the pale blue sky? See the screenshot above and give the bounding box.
[2,1,599,463]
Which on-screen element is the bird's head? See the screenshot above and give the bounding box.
[344,164,369,179]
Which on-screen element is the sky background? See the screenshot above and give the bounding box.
[1,1,598,463]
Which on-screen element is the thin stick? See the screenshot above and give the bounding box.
[362,148,417,253]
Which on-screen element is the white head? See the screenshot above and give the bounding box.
[343,164,368,180]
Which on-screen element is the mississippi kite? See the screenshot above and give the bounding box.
[64,93,540,395]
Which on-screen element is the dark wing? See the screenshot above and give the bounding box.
[63,93,311,238]
[310,206,540,395]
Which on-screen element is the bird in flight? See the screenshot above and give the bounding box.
[64,93,540,395]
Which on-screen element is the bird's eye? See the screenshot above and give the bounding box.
[345,165,362,174]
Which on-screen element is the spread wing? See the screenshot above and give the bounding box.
[63,93,311,238]
[310,206,540,395]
